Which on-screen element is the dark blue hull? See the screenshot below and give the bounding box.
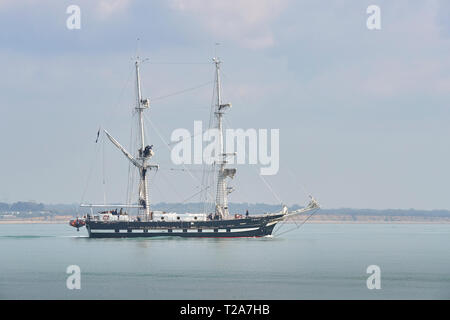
[86,214,283,238]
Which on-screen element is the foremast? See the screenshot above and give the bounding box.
[134,58,158,221]
[103,58,157,221]
[213,58,236,219]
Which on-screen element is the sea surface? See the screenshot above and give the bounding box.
[0,223,449,299]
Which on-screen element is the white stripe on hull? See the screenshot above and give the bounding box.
[89,227,260,234]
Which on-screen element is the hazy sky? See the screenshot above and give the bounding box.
[0,0,449,210]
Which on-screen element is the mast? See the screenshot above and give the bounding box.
[97,55,158,220]
[213,57,235,219]
[134,58,157,221]
[136,59,145,152]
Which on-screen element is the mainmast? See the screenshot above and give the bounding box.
[213,58,235,219]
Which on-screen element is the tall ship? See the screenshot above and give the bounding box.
[70,54,319,238]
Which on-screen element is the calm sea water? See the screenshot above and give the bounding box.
[0,223,449,299]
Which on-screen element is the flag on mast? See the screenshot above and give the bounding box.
[95,128,100,143]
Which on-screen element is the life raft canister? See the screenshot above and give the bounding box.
[69,218,85,231]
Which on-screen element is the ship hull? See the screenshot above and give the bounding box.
[85,214,283,238]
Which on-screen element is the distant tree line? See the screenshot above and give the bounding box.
[152,202,450,217]
[317,208,450,218]
[1,201,450,218]
[0,201,45,212]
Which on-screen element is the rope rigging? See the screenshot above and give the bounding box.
[152,128,210,152]
[163,186,211,213]
[142,112,217,202]
[152,81,213,102]
[273,207,320,237]
[80,132,103,208]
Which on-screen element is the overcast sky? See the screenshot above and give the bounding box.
[0,0,449,210]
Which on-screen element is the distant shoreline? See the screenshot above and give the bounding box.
[0,220,69,225]
[1,218,449,225]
